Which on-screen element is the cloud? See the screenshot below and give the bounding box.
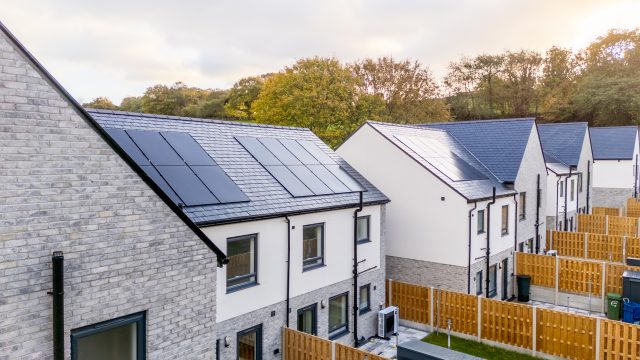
[2,0,638,103]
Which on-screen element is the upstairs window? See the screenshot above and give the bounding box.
[570,179,575,201]
[519,192,526,220]
[477,209,485,234]
[501,205,509,235]
[227,234,258,292]
[560,181,564,197]
[303,224,324,270]
[578,173,583,193]
[356,216,370,244]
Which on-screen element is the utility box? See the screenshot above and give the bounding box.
[623,270,640,303]
[626,258,640,267]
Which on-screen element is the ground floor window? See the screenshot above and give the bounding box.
[359,284,371,314]
[238,325,262,360]
[475,271,483,295]
[328,293,348,339]
[297,304,317,335]
[527,238,534,253]
[488,265,497,298]
[71,312,146,360]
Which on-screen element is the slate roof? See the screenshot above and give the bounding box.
[590,126,638,160]
[89,109,388,225]
[538,122,589,167]
[367,121,515,201]
[422,118,535,183]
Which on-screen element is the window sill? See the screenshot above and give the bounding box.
[501,232,509,237]
[357,239,371,245]
[519,218,526,222]
[328,328,349,340]
[226,281,259,294]
[303,263,326,272]
[477,231,485,235]
[359,307,371,316]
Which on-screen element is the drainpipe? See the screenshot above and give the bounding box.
[586,161,591,213]
[285,216,291,328]
[353,191,363,346]
[635,155,638,198]
[555,177,561,230]
[48,251,64,360]
[467,202,477,294]
[564,168,574,231]
[485,187,496,298]
[535,174,541,253]
[576,171,580,216]
[512,193,518,298]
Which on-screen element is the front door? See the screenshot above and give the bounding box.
[501,258,509,300]
[297,304,317,335]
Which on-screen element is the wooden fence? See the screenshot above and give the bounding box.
[547,230,640,263]
[282,328,386,360]
[593,207,621,216]
[437,289,477,336]
[387,279,640,360]
[578,214,607,234]
[385,280,430,324]
[627,197,640,218]
[577,214,640,237]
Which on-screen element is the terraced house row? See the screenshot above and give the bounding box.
[0,20,636,359]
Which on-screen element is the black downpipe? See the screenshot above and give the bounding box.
[555,177,561,230]
[353,192,364,346]
[512,193,518,298]
[467,202,478,294]
[485,188,496,298]
[535,174,541,253]
[576,172,580,216]
[587,161,591,213]
[49,251,64,360]
[285,216,291,327]
[564,168,573,231]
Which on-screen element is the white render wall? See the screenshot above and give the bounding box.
[203,205,382,323]
[593,134,639,190]
[469,197,517,268]
[578,130,594,212]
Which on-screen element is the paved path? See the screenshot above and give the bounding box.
[359,326,429,359]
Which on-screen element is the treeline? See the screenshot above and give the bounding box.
[85,29,640,147]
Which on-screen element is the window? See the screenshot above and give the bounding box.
[328,293,348,339]
[227,234,257,292]
[519,192,526,220]
[71,312,146,360]
[578,173,583,193]
[477,209,485,234]
[518,242,524,253]
[359,284,371,314]
[527,238,534,253]
[297,304,317,335]
[570,179,575,201]
[475,271,483,295]
[501,205,509,235]
[237,325,262,360]
[559,181,564,197]
[488,265,497,298]
[356,216,370,244]
[303,223,324,270]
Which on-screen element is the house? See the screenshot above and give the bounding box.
[89,109,389,359]
[423,119,548,254]
[538,122,593,232]
[338,120,546,300]
[589,126,640,208]
[0,22,225,359]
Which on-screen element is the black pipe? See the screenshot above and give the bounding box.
[353,191,363,346]
[512,193,518,298]
[564,168,573,231]
[576,171,580,217]
[555,176,561,230]
[467,202,478,294]
[50,251,64,360]
[535,174,541,253]
[285,216,291,328]
[586,160,591,213]
[485,187,496,298]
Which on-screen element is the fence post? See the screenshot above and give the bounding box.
[282,327,286,360]
[623,236,627,264]
[550,230,554,251]
[595,318,601,360]
[637,218,640,237]
[476,296,482,341]
[429,287,434,332]
[601,261,607,314]
[584,232,589,259]
[331,340,336,360]
[555,255,560,305]
[531,306,537,356]
[605,215,609,235]
[388,279,393,307]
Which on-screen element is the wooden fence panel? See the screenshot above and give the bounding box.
[546,229,551,252]
[627,237,640,259]
[335,343,386,360]
[558,258,602,296]
[605,263,640,295]
[536,308,596,360]
[600,319,640,360]
[283,328,332,360]
[480,298,532,349]
[516,252,555,288]
[609,216,638,237]
[550,231,585,258]
[386,280,430,324]
[587,233,624,262]
[593,207,621,216]
[578,214,606,234]
[435,289,477,336]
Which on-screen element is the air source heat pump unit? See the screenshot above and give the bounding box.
[377,306,399,338]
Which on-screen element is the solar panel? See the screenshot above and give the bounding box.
[258,138,302,165]
[306,165,351,193]
[264,165,314,197]
[161,132,216,166]
[192,166,250,203]
[297,140,336,164]
[156,166,219,206]
[279,139,320,165]
[236,137,282,165]
[324,165,364,191]
[140,165,182,205]
[105,128,150,166]
[127,130,183,165]
[287,165,332,195]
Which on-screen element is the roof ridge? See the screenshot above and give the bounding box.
[423,117,535,126]
[366,120,449,133]
[86,108,311,132]
[538,122,588,127]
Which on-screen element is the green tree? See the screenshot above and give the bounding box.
[83,96,119,110]
[139,82,210,116]
[501,50,543,117]
[538,47,581,122]
[119,96,143,112]
[224,76,265,119]
[251,57,360,147]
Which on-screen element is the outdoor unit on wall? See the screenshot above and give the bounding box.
[377,306,398,339]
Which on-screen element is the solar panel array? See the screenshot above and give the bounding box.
[236,137,364,197]
[105,128,249,207]
[396,135,488,182]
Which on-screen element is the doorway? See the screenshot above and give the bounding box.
[501,258,509,300]
[297,304,317,335]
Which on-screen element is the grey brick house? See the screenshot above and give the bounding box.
[89,109,389,359]
[0,22,227,359]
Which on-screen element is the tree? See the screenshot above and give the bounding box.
[251,57,360,147]
[224,76,265,119]
[83,97,118,110]
[501,50,543,117]
[350,57,450,123]
[538,47,581,122]
[119,96,143,112]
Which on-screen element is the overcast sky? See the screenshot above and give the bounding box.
[3,0,640,103]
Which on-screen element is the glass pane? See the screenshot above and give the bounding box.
[303,225,323,267]
[297,308,315,334]
[238,330,257,360]
[227,237,255,287]
[359,286,369,309]
[501,206,508,232]
[489,266,497,294]
[357,217,369,242]
[477,210,484,232]
[77,322,137,360]
[329,295,347,334]
[476,272,482,294]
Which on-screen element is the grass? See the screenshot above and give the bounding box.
[422,332,540,360]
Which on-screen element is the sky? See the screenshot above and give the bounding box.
[3,0,640,104]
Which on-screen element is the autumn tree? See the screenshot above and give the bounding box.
[538,46,581,121]
[501,50,543,117]
[224,76,265,119]
[119,96,143,112]
[83,97,119,110]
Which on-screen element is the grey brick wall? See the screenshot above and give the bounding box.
[592,187,634,208]
[386,256,468,292]
[469,247,514,299]
[0,30,217,359]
